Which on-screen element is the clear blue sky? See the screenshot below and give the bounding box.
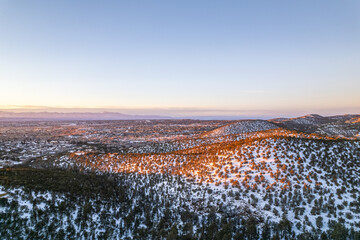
[1,0,360,117]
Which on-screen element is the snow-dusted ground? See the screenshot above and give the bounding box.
[50,136,360,235]
[0,172,264,239]
[204,120,279,137]
[0,140,76,168]
[1,118,360,239]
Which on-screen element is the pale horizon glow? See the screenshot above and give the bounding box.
[1,0,360,118]
[1,105,359,119]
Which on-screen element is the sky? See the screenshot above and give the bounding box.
[1,0,360,118]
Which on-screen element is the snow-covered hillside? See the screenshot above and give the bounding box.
[204,120,279,137]
[0,168,264,239]
[271,114,360,138]
[49,135,360,238]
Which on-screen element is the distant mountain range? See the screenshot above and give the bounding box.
[1,111,360,138]
[0,111,171,120]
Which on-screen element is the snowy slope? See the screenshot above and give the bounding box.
[204,120,279,137]
[50,135,360,236]
[270,114,360,138]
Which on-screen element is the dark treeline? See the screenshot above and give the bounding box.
[1,167,359,239]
